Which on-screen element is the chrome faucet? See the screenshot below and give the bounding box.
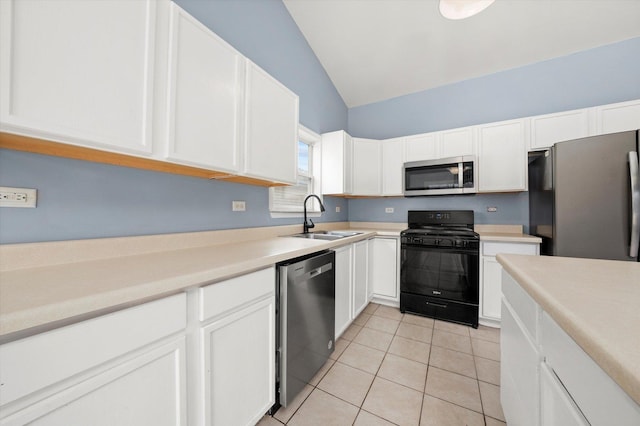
[303,194,326,234]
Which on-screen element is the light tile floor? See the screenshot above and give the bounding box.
[259,302,506,426]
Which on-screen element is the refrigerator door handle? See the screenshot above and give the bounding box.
[629,151,640,258]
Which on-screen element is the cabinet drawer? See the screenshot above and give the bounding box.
[541,313,640,425]
[502,270,539,341]
[0,293,186,406]
[199,267,274,322]
[482,242,538,256]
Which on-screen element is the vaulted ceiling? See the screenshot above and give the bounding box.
[283,0,640,107]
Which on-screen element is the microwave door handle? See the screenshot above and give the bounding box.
[629,151,640,258]
[458,162,464,188]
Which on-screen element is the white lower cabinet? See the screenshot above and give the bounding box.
[369,237,399,303]
[334,244,354,338]
[540,363,589,426]
[502,270,640,426]
[0,294,188,425]
[336,239,376,339]
[500,298,540,426]
[541,311,640,426]
[352,240,369,318]
[196,267,275,426]
[480,241,539,325]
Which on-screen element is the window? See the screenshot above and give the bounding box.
[269,125,322,215]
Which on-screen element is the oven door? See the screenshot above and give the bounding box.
[400,243,479,304]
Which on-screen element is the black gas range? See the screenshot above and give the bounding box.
[400,210,480,328]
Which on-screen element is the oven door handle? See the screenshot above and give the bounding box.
[425,301,448,308]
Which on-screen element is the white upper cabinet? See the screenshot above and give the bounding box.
[352,138,381,195]
[405,132,439,162]
[322,130,353,195]
[595,99,640,134]
[0,0,160,155]
[164,3,243,172]
[381,137,405,196]
[478,119,528,192]
[404,127,475,163]
[440,126,476,158]
[530,108,594,151]
[244,61,299,184]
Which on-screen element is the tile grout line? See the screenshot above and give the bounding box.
[274,303,504,425]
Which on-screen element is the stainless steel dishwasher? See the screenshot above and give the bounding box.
[272,250,335,411]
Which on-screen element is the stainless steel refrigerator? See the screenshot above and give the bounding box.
[528,130,639,261]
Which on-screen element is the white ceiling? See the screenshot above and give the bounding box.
[283,0,640,108]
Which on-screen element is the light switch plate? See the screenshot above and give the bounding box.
[232,201,246,211]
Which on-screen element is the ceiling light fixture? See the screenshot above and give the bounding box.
[439,0,495,20]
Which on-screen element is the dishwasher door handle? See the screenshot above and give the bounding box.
[306,263,333,279]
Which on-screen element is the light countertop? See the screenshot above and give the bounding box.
[477,232,541,243]
[0,222,536,343]
[0,228,376,342]
[497,254,640,406]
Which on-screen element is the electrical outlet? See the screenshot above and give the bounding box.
[232,200,246,211]
[0,187,37,208]
[385,207,394,213]
[335,206,341,213]
[487,206,498,212]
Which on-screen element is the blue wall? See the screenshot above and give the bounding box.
[0,149,348,244]
[349,193,529,230]
[346,37,640,230]
[348,37,640,139]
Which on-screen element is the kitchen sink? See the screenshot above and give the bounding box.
[288,231,363,240]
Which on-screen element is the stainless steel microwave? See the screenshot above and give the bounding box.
[403,156,477,196]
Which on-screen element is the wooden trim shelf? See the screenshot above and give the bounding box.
[0,132,287,187]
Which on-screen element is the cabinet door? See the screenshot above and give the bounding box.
[352,138,381,195]
[0,0,158,155]
[244,61,298,184]
[369,238,398,300]
[530,109,592,151]
[540,363,590,426]
[321,131,353,195]
[4,339,187,426]
[202,297,275,426]
[501,300,540,426]
[335,245,353,338]
[381,138,405,196]
[440,127,475,158]
[595,99,640,134]
[478,119,527,192]
[405,133,439,162]
[164,4,242,172]
[352,240,369,318]
[481,257,502,320]
[0,294,186,407]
